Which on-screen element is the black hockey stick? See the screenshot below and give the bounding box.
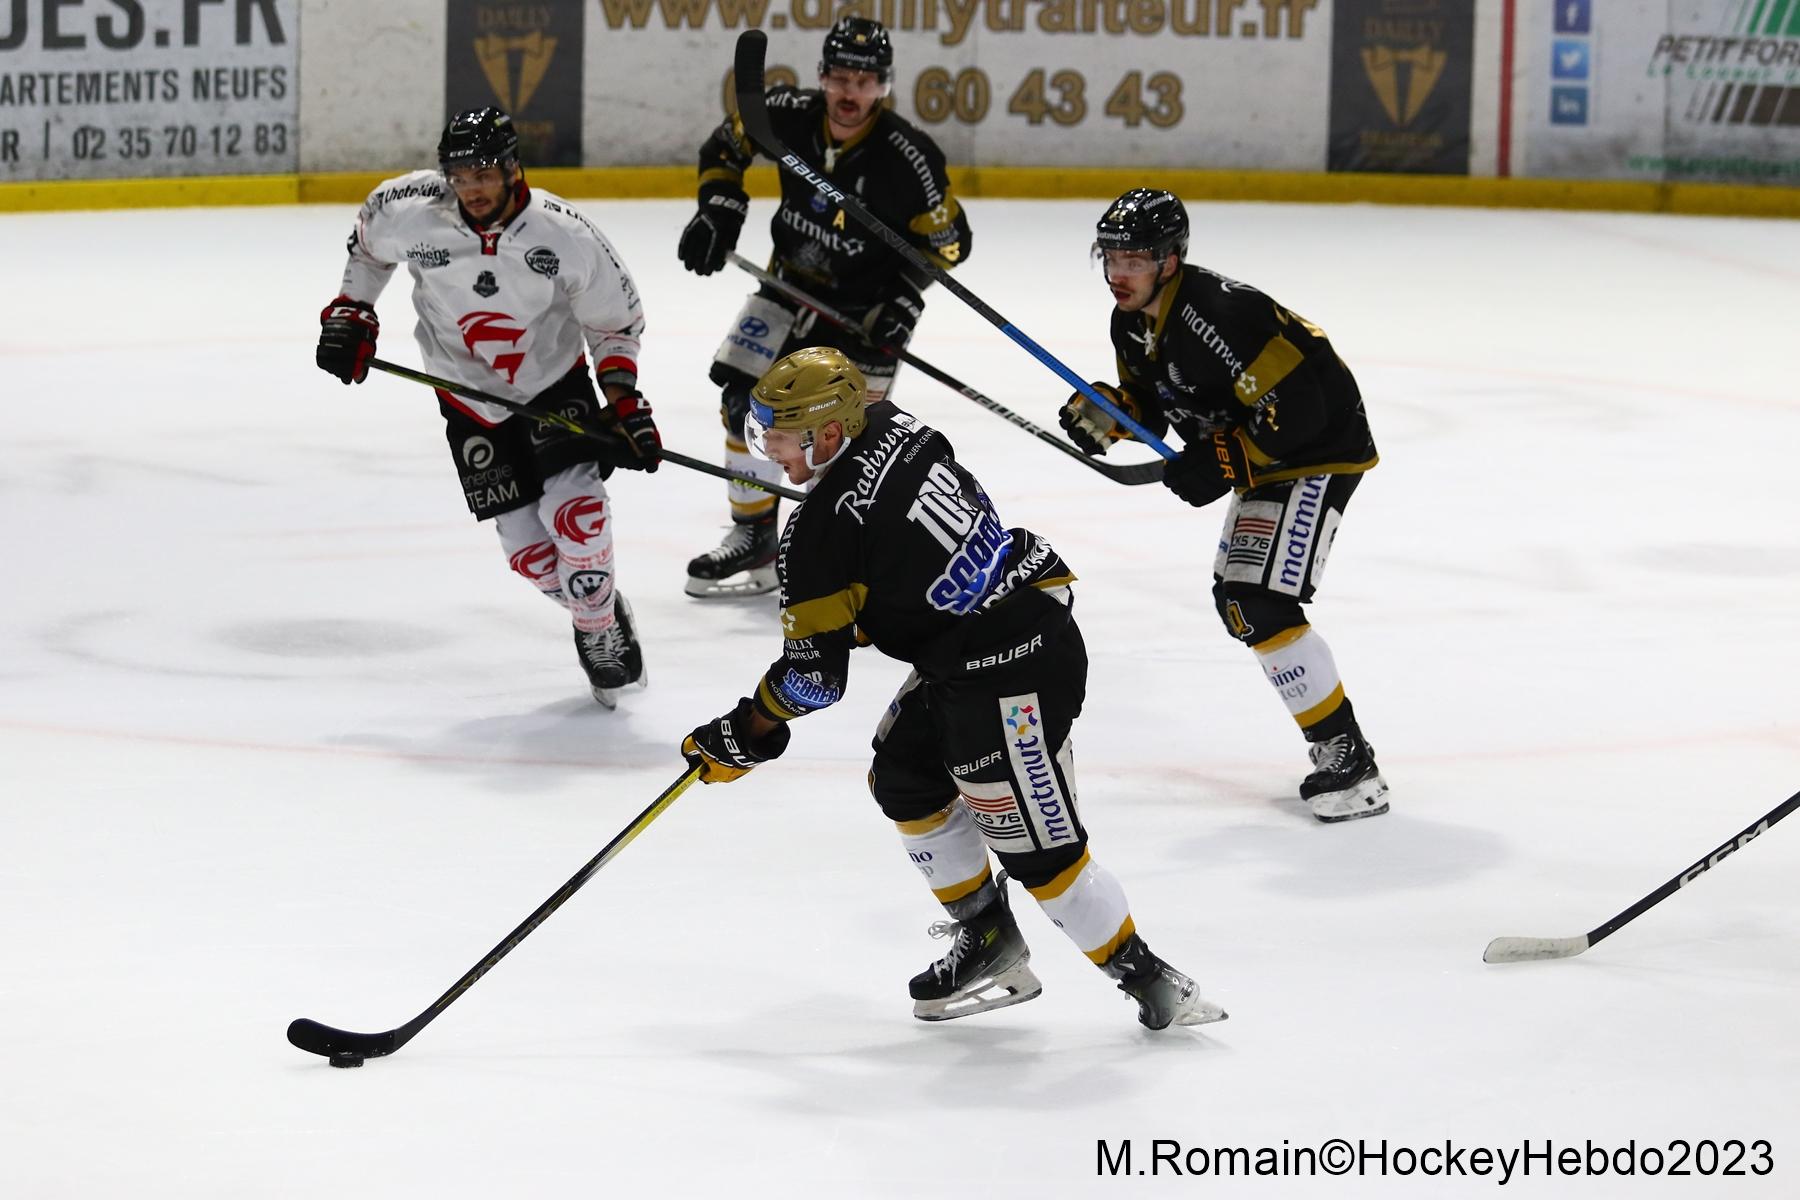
[367,357,807,503]
[726,253,1164,486]
[288,764,702,1065]
[732,31,1177,462]
[1484,788,1800,963]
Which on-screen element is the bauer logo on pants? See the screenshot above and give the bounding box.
[999,693,1078,848]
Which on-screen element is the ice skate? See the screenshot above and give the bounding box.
[1102,934,1227,1030]
[684,517,778,598]
[909,877,1042,1021]
[1301,729,1389,823]
[572,594,646,708]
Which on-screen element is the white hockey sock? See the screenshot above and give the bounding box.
[1252,624,1348,732]
[1024,850,1135,965]
[896,802,992,909]
[725,434,782,521]
[495,511,568,610]
[541,464,617,634]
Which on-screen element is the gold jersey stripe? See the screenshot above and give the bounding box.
[1025,848,1093,902]
[1251,623,1312,654]
[1235,334,1306,407]
[1083,915,1139,965]
[756,676,806,721]
[931,868,994,905]
[1242,455,1380,486]
[1294,682,1347,729]
[780,583,869,641]
[894,807,952,836]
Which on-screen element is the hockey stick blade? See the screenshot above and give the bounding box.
[286,766,701,1064]
[1482,935,1590,964]
[724,255,1162,486]
[1483,787,1800,965]
[365,357,807,503]
[732,32,1175,461]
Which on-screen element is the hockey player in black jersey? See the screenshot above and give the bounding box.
[680,347,1225,1031]
[1060,188,1388,822]
[675,16,972,599]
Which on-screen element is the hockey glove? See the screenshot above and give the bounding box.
[860,283,924,354]
[1162,430,1254,508]
[605,391,661,472]
[682,697,791,784]
[1058,382,1137,456]
[316,297,379,385]
[677,184,749,276]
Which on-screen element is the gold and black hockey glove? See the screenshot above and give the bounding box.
[682,697,791,784]
[1162,430,1254,508]
[1058,382,1137,456]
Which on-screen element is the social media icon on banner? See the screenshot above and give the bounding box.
[1553,0,1592,35]
[1552,39,1591,80]
[1551,86,1590,126]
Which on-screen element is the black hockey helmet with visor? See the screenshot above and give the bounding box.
[438,106,520,177]
[819,16,894,83]
[1092,188,1190,279]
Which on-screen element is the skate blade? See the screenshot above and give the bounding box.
[912,960,1044,1022]
[684,565,778,599]
[590,686,618,710]
[1174,998,1229,1027]
[1310,774,1390,823]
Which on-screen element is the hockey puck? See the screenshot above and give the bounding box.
[328,1052,365,1069]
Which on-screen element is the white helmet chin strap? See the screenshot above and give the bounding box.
[803,426,851,473]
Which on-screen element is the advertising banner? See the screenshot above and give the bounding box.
[445,0,585,167]
[1525,0,1800,185]
[0,0,298,181]
[1328,0,1476,173]
[582,0,1332,170]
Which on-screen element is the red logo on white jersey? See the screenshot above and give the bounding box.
[508,540,558,581]
[458,311,528,384]
[553,496,608,545]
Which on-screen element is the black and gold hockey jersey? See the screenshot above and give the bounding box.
[1112,266,1378,484]
[699,87,971,308]
[751,402,1074,725]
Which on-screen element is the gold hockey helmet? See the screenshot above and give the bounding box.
[747,347,869,466]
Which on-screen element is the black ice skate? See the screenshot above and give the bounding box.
[684,516,778,598]
[909,877,1042,1022]
[1300,729,1389,823]
[572,594,646,709]
[1102,933,1228,1031]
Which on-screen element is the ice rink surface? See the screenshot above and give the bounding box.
[3,194,1798,1198]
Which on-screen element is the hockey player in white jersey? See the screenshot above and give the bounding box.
[315,107,658,706]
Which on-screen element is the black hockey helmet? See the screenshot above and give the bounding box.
[437,106,520,175]
[819,16,893,82]
[1093,188,1190,265]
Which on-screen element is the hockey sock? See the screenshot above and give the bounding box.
[725,434,783,521]
[1022,850,1135,965]
[896,802,994,919]
[1251,623,1351,735]
[496,509,569,610]
[540,464,617,634]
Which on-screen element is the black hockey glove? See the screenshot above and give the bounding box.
[860,283,924,354]
[1162,430,1254,508]
[316,296,379,385]
[678,184,749,276]
[605,391,661,472]
[1058,382,1136,456]
[682,697,791,784]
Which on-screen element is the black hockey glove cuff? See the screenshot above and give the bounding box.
[682,697,791,784]
[317,297,379,385]
[678,184,749,276]
[605,390,661,472]
[860,282,924,354]
[1162,431,1254,508]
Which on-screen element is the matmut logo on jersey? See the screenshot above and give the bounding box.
[457,311,529,384]
[999,693,1078,847]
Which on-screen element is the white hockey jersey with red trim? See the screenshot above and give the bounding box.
[336,170,644,426]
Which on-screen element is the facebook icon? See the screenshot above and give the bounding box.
[1551,87,1590,126]
[1552,39,1591,80]
[1553,0,1592,35]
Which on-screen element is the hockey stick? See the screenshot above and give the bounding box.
[1484,788,1800,963]
[288,764,703,1065]
[367,357,807,503]
[726,253,1164,486]
[732,31,1177,462]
